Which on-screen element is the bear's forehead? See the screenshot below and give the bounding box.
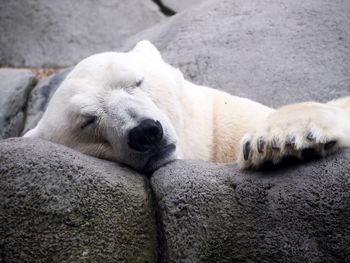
[69,52,145,89]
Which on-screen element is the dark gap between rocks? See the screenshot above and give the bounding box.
[145,176,168,263]
[152,0,176,16]
[16,77,37,138]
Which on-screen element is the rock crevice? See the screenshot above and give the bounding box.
[146,178,168,263]
[151,0,176,16]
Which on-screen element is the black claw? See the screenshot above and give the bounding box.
[243,141,251,161]
[307,131,316,141]
[257,137,265,153]
[286,134,296,146]
[271,137,280,150]
[324,140,337,151]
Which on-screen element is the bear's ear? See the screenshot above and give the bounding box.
[131,40,163,60]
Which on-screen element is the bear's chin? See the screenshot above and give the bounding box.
[140,143,177,175]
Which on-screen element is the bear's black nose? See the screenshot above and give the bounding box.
[128,119,164,152]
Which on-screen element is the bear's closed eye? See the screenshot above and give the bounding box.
[135,78,143,87]
[80,115,97,129]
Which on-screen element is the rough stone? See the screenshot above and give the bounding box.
[161,0,208,12]
[23,68,71,134]
[0,0,165,67]
[126,0,350,108]
[0,68,37,139]
[0,138,156,263]
[152,153,350,262]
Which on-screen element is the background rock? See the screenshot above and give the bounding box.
[0,68,36,139]
[13,0,350,132]
[152,153,350,262]
[23,68,71,134]
[126,0,350,108]
[0,138,156,263]
[0,0,165,67]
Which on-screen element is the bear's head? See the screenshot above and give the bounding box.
[25,41,185,174]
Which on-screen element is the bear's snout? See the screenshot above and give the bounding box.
[127,119,164,152]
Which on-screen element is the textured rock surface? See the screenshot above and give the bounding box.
[0,0,165,67]
[0,68,36,139]
[152,153,350,262]
[126,0,350,108]
[23,68,71,134]
[0,138,156,263]
[161,0,207,12]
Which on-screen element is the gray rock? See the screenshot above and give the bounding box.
[0,68,37,139]
[0,138,156,263]
[126,0,350,108]
[0,0,165,67]
[161,0,208,12]
[152,153,350,262]
[23,68,71,134]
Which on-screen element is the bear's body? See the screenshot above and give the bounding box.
[24,41,350,173]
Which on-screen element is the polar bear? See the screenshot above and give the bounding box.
[24,41,350,174]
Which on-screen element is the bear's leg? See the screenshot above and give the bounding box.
[238,97,350,169]
[327,96,350,111]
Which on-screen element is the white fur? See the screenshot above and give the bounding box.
[24,40,350,172]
